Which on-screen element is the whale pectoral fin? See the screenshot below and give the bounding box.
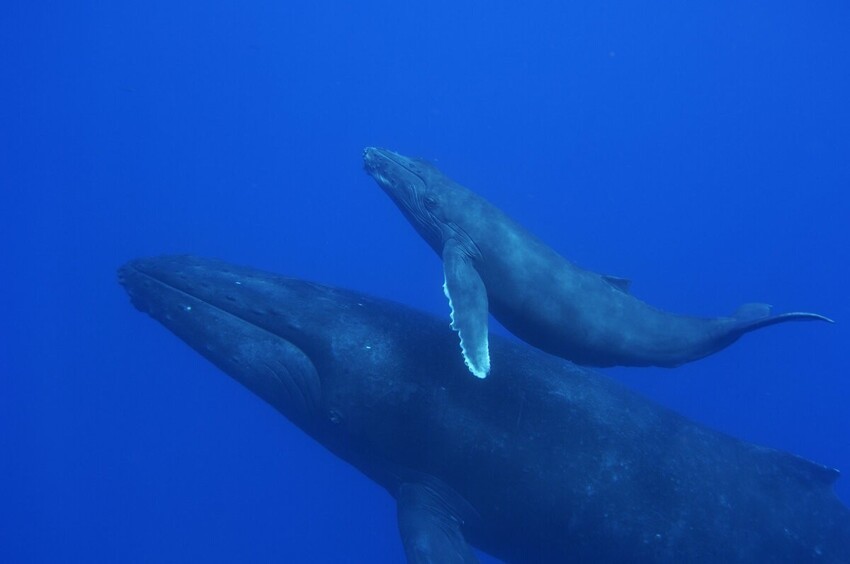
[442,243,490,378]
[397,482,479,564]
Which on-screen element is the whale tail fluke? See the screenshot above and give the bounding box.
[733,302,834,334]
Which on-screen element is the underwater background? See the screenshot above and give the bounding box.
[2,1,848,562]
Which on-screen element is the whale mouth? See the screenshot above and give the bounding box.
[362,146,384,170]
[363,146,426,179]
[363,146,395,166]
[118,256,324,423]
[362,147,400,183]
[364,146,431,197]
[362,147,388,187]
[363,146,410,193]
[362,147,444,250]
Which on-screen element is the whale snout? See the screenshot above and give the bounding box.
[362,146,377,169]
[363,147,407,194]
[362,146,389,173]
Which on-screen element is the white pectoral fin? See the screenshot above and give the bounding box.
[442,243,490,378]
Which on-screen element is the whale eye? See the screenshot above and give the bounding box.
[424,196,438,211]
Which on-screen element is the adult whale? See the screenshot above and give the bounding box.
[119,255,849,563]
[363,147,833,378]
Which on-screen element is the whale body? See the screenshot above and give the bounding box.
[119,255,849,563]
[363,147,832,377]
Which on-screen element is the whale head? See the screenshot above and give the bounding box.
[363,146,457,250]
[117,255,451,452]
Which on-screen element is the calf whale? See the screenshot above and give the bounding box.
[363,147,833,377]
[119,255,850,563]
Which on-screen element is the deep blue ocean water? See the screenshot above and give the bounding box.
[2,2,848,562]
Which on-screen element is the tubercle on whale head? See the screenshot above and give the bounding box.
[362,147,445,191]
[362,147,480,222]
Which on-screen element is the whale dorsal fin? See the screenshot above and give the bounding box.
[734,302,773,321]
[755,445,841,487]
[603,275,632,293]
[396,480,479,563]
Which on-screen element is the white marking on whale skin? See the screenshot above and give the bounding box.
[444,276,489,378]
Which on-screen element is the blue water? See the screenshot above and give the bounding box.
[2,2,848,562]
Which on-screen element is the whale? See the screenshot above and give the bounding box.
[363,147,833,378]
[119,255,850,563]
